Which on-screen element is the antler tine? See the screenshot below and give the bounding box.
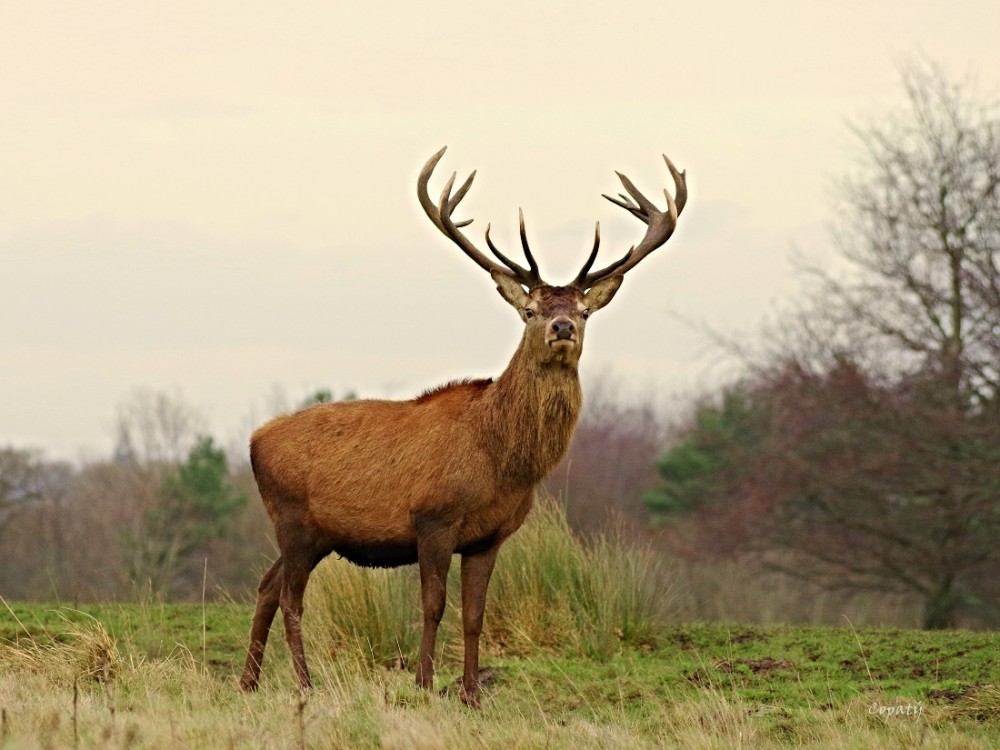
[577,153,688,290]
[602,189,646,223]
[438,171,459,216]
[416,147,450,235]
[417,147,544,287]
[483,215,543,287]
[485,223,533,280]
[616,171,658,214]
[572,222,602,287]
[662,153,688,214]
[517,209,542,282]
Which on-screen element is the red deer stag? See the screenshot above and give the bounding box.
[239,147,687,706]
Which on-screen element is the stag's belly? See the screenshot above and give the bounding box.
[331,539,419,568]
[325,495,531,569]
[313,485,531,565]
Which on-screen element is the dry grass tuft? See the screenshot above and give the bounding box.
[0,612,124,684]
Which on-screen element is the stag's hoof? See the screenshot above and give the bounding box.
[442,667,503,707]
[460,686,481,709]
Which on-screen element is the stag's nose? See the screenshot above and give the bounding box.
[550,317,576,340]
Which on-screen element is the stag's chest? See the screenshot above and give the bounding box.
[456,486,536,554]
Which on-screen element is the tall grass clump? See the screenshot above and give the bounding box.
[304,494,674,668]
[484,496,672,657]
[305,558,422,668]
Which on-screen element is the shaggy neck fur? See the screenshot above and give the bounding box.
[480,336,583,489]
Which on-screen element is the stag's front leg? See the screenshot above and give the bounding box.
[459,545,500,708]
[415,525,455,690]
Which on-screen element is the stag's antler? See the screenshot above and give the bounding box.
[574,155,687,290]
[418,147,545,289]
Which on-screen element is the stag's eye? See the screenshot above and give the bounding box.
[581,309,590,320]
[524,308,535,319]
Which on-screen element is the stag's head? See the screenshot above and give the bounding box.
[417,147,687,367]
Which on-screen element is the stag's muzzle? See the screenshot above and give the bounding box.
[547,317,577,349]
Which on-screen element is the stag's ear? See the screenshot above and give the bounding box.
[491,270,531,309]
[583,275,623,313]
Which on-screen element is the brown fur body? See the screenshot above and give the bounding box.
[251,351,581,569]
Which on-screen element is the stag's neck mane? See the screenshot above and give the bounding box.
[479,338,583,487]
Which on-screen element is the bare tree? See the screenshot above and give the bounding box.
[0,447,46,534]
[114,388,205,468]
[0,447,73,597]
[789,60,1000,627]
[0,447,72,536]
[819,58,1000,408]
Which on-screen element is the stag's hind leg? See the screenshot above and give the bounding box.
[240,557,284,691]
[279,552,317,691]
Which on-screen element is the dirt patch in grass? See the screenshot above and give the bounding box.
[716,657,794,674]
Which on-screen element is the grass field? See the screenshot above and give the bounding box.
[1,501,998,748]
[2,601,998,748]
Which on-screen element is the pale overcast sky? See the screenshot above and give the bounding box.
[3,1,1000,460]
